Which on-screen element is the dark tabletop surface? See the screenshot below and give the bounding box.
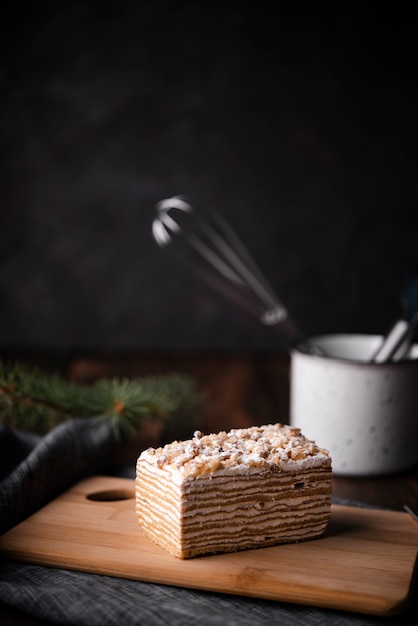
[1,352,417,625]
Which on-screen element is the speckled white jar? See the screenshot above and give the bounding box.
[290,334,418,476]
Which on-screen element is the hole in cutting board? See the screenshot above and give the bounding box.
[86,489,135,502]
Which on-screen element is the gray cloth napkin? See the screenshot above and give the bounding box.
[0,419,417,626]
[0,417,116,535]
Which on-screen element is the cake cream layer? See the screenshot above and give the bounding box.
[136,423,332,558]
[137,467,331,517]
[136,467,332,558]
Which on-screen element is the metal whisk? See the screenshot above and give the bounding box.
[152,196,303,343]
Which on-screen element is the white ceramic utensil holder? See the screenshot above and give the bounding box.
[290,334,418,476]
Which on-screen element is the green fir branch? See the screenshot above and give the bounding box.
[0,360,204,439]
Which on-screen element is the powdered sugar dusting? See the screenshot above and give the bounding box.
[139,423,331,479]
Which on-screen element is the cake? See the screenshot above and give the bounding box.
[135,423,332,559]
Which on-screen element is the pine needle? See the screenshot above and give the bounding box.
[0,360,204,439]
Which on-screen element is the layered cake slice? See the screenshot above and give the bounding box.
[135,423,332,559]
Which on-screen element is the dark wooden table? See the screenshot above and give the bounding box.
[1,352,418,625]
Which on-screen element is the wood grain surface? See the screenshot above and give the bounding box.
[0,475,417,616]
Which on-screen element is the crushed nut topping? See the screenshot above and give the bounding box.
[139,423,330,478]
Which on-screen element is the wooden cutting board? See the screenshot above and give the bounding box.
[0,475,417,616]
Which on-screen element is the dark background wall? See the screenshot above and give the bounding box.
[1,2,417,353]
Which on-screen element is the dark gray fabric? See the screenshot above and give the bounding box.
[0,417,116,534]
[0,420,417,625]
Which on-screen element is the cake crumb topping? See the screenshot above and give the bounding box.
[140,423,330,478]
